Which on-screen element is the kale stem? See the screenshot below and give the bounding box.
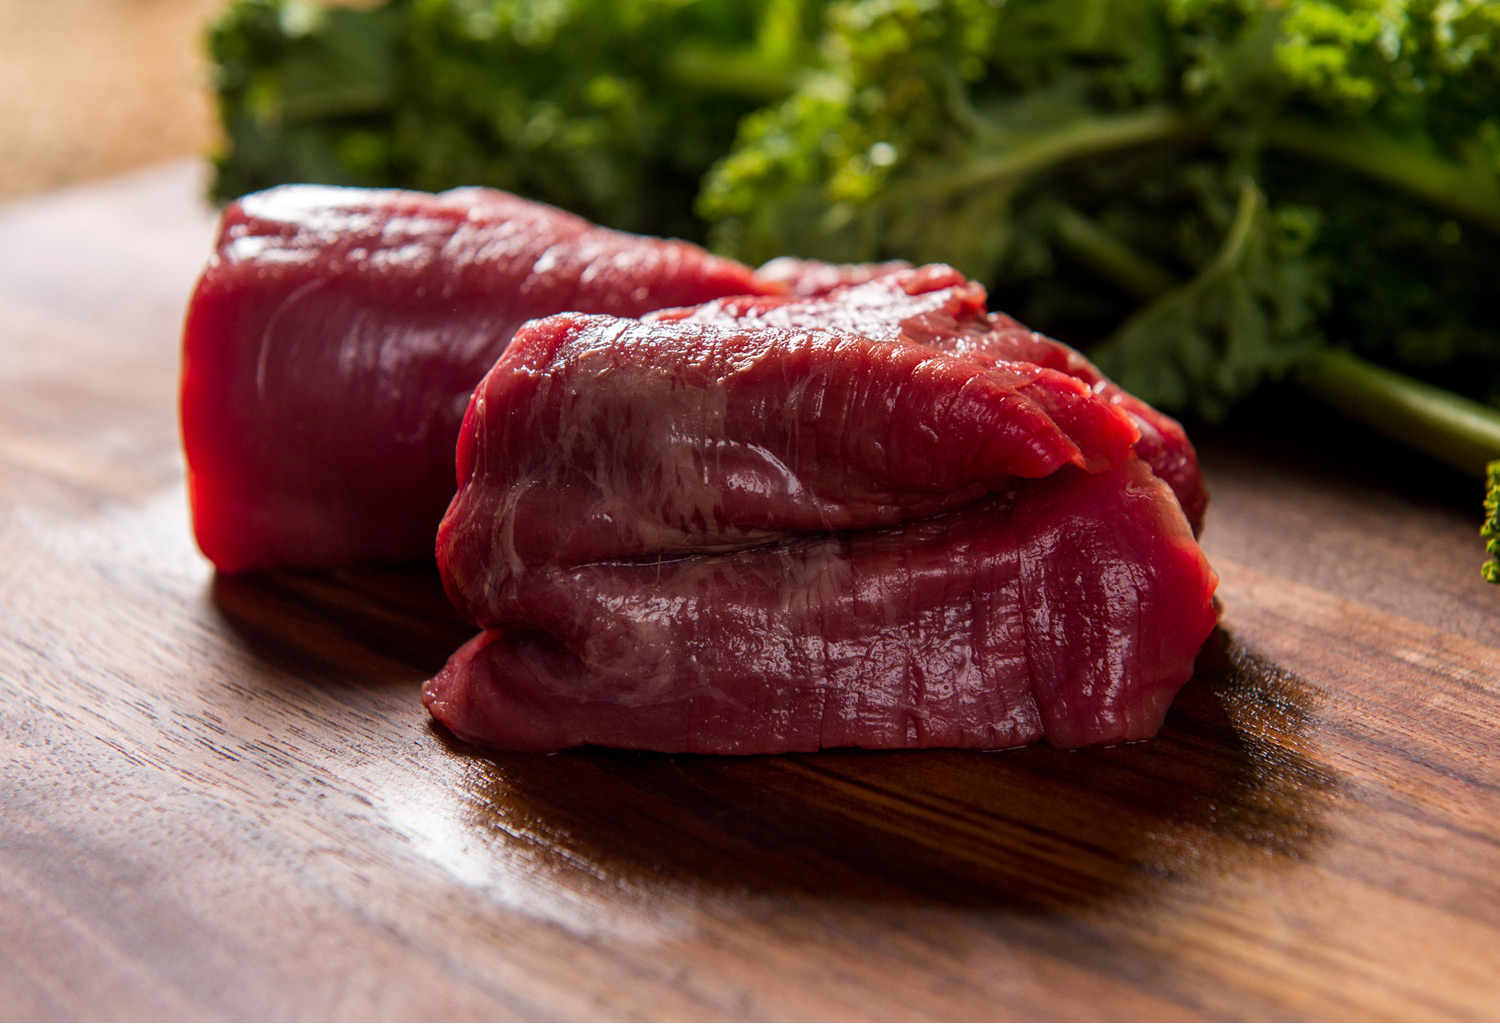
[1266,117,1500,236]
[892,106,1198,200]
[666,46,806,102]
[1052,204,1177,300]
[1200,179,1260,279]
[1298,349,1500,477]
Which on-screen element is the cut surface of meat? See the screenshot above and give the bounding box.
[437,312,1142,624]
[425,460,1218,753]
[653,266,1208,533]
[181,184,768,572]
[964,312,1209,536]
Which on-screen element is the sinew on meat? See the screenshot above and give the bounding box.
[426,268,1219,753]
[181,185,772,572]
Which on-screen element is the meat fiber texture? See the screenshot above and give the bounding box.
[427,268,1219,754]
[650,265,1208,533]
[181,184,772,572]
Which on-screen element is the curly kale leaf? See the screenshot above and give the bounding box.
[209,0,406,200]
[701,0,1192,268]
[1485,460,1500,582]
[702,0,1500,419]
[394,0,827,239]
[1089,180,1328,419]
[211,0,829,239]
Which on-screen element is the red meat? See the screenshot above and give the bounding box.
[751,256,911,296]
[426,460,1217,753]
[427,310,1218,753]
[653,265,1208,532]
[436,313,1141,623]
[181,185,768,572]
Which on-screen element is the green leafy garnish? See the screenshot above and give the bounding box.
[210,0,829,240]
[1484,461,1500,583]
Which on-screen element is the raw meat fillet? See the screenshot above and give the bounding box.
[181,184,768,572]
[437,313,1141,622]
[653,265,1208,533]
[427,309,1218,753]
[426,460,1217,753]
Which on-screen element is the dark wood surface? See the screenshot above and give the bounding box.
[4,163,1499,1021]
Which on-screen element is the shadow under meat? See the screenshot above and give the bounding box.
[207,559,1343,912]
[443,627,1343,912]
[210,566,474,688]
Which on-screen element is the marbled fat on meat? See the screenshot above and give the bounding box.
[181,185,768,572]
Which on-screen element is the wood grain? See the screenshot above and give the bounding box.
[3,163,1500,1020]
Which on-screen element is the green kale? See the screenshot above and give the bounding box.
[210,0,828,240]
[701,0,1500,575]
[703,1,1500,404]
[1485,461,1500,582]
[392,0,828,239]
[209,0,406,199]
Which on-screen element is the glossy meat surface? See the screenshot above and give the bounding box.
[181,184,766,572]
[426,460,1218,753]
[438,312,1141,623]
[751,256,910,296]
[431,301,1218,753]
[655,266,1208,532]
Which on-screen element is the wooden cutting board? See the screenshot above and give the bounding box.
[3,163,1498,1020]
